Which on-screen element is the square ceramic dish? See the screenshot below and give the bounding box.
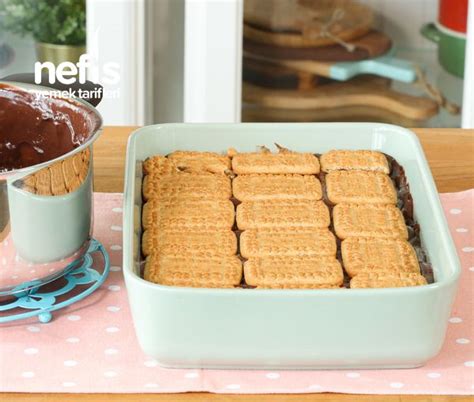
[123,123,460,369]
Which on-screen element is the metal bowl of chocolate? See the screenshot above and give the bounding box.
[0,81,103,296]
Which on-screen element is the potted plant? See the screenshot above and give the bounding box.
[0,0,86,65]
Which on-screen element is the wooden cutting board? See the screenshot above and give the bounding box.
[244,52,417,83]
[244,0,373,48]
[242,105,430,126]
[243,57,391,90]
[242,77,439,121]
[243,56,331,90]
[244,30,392,62]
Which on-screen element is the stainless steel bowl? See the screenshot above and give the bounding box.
[0,81,103,296]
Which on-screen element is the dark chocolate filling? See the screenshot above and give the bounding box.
[0,83,98,173]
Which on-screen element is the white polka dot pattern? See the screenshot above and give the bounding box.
[389,382,404,389]
[265,372,280,379]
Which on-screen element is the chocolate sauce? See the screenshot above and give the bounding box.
[0,83,98,172]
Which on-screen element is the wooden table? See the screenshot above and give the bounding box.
[8,127,474,402]
[91,127,474,194]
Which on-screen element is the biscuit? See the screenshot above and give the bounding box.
[233,174,322,201]
[232,152,320,174]
[142,198,235,230]
[62,157,82,193]
[142,228,237,256]
[240,228,336,258]
[244,256,343,288]
[350,272,427,288]
[320,150,389,173]
[341,237,420,277]
[236,200,330,230]
[143,155,179,176]
[142,172,231,201]
[72,151,87,178]
[49,163,68,195]
[167,151,231,174]
[20,174,36,193]
[144,254,242,288]
[326,170,396,204]
[333,203,408,240]
[34,168,52,196]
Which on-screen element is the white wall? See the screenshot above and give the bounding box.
[359,0,437,50]
[183,0,243,122]
[87,0,147,125]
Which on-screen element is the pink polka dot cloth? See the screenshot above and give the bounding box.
[0,191,473,395]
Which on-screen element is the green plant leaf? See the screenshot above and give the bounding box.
[0,0,86,45]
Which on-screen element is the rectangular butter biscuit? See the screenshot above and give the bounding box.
[233,174,322,201]
[240,228,336,258]
[232,152,320,174]
[167,151,231,174]
[49,163,68,195]
[142,198,235,230]
[143,172,231,201]
[333,203,408,240]
[350,272,427,288]
[144,254,242,288]
[320,150,389,173]
[326,170,396,204]
[341,237,420,277]
[35,168,52,196]
[143,155,179,176]
[244,256,343,289]
[236,200,330,230]
[142,228,237,257]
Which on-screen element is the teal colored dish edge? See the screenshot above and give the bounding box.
[122,123,461,297]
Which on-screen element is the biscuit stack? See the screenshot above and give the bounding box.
[320,150,427,288]
[233,147,343,288]
[142,152,242,288]
[142,148,428,290]
[18,148,90,196]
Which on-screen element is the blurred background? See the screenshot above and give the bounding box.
[0,0,472,128]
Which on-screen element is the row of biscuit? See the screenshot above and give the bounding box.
[232,148,344,289]
[319,150,427,288]
[18,148,90,196]
[142,152,242,288]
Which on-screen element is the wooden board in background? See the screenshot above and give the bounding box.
[244,30,392,62]
[242,104,429,127]
[243,77,438,121]
[244,0,373,48]
[243,57,329,90]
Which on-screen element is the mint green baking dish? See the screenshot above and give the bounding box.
[123,123,460,369]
